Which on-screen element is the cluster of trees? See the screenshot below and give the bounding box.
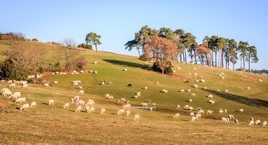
[0,32,26,41]
[125,26,258,73]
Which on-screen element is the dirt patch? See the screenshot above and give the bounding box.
[169,74,193,82]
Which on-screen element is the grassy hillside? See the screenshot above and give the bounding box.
[0,41,268,145]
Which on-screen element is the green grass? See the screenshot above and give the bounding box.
[0,40,268,144]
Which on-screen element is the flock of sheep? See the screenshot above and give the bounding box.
[0,63,267,127]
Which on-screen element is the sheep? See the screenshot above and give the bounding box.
[224,89,229,93]
[93,70,98,74]
[75,105,83,112]
[20,103,30,111]
[234,119,239,124]
[136,91,141,96]
[176,105,181,109]
[208,100,215,104]
[1,88,12,97]
[160,89,168,93]
[173,113,180,118]
[190,112,195,116]
[191,116,197,121]
[249,117,254,126]
[258,79,263,82]
[152,102,157,106]
[72,80,81,86]
[8,83,16,88]
[43,83,49,87]
[63,103,70,109]
[78,86,83,89]
[16,97,26,104]
[207,94,213,98]
[86,105,95,112]
[105,94,114,99]
[122,68,128,71]
[206,110,213,114]
[74,96,80,102]
[222,117,230,123]
[179,89,185,92]
[54,81,58,84]
[30,101,37,107]
[100,108,106,114]
[126,110,131,116]
[144,86,148,90]
[86,99,95,106]
[70,98,75,104]
[188,99,193,103]
[192,84,198,88]
[255,120,261,125]
[100,81,105,85]
[239,108,244,112]
[117,109,125,115]
[141,102,148,107]
[200,79,205,83]
[263,121,267,127]
[134,114,140,121]
[187,89,191,92]
[48,99,54,106]
[247,86,251,90]
[79,90,85,94]
[191,93,196,96]
[219,108,224,114]
[11,92,21,99]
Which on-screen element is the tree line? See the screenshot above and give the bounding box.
[125,25,258,73]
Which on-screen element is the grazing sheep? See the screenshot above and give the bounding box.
[8,83,16,88]
[16,97,26,104]
[176,105,181,109]
[249,117,254,126]
[117,109,125,115]
[100,108,106,114]
[54,81,58,84]
[207,94,213,98]
[122,68,128,71]
[12,92,21,99]
[219,108,224,114]
[152,102,157,106]
[173,113,180,118]
[70,98,75,104]
[75,105,83,112]
[258,79,263,82]
[72,80,81,86]
[247,86,251,90]
[134,114,140,121]
[179,89,185,92]
[234,119,239,124]
[188,99,193,103]
[126,110,131,116]
[86,99,95,106]
[191,93,196,96]
[122,103,131,109]
[74,96,80,102]
[263,121,267,127]
[187,89,191,92]
[63,103,70,109]
[136,91,141,96]
[239,108,244,112]
[48,99,54,106]
[192,84,198,88]
[160,89,168,93]
[1,88,12,97]
[44,83,49,87]
[93,70,98,74]
[190,112,195,116]
[255,120,261,125]
[222,117,230,123]
[20,103,30,111]
[141,102,148,107]
[191,116,197,121]
[93,61,98,64]
[30,101,37,107]
[86,105,95,112]
[79,90,85,94]
[224,89,229,93]
[144,86,148,90]
[208,100,215,104]
[206,110,213,114]
[200,79,205,83]
[105,94,114,99]
[78,86,83,89]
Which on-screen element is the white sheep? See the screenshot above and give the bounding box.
[12,92,21,99]
[75,105,83,112]
[263,121,267,127]
[222,117,230,123]
[224,89,229,93]
[86,99,95,106]
[187,89,191,92]
[1,88,12,97]
[192,84,198,88]
[173,113,180,118]
[152,102,157,106]
[126,110,131,116]
[191,93,196,96]
[255,120,261,125]
[239,108,244,112]
[207,110,213,114]
[219,108,224,114]
[30,101,37,107]
[63,103,70,109]
[160,89,168,93]
[54,81,58,84]
[144,86,148,90]
[79,90,85,94]
[105,94,114,99]
[74,96,80,102]
[8,83,16,88]
[44,83,49,87]
[176,104,181,109]
[123,103,131,109]
[179,89,185,92]
[117,109,125,115]
[208,100,215,104]
[16,97,26,104]
[188,98,193,103]
[249,117,254,126]
[122,68,128,71]
[141,102,148,107]
[86,105,95,112]
[20,103,30,111]
[207,94,213,98]
[100,108,106,114]
[77,100,85,106]
[134,114,140,121]
[48,99,54,106]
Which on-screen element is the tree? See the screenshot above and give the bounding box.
[227,39,237,70]
[238,41,248,70]
[217,37,227,68]
[85,32,102,52]
[63,38,76,49]
[247,46,258,72]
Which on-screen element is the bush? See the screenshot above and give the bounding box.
[152,61,175,74]
[0,58,30,80]
[77,43,93,50]
[32,38,38,42]
[0,32,26,41]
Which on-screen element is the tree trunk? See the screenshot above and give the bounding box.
[215,51,218,67]
[248,55,251,72]
[95,45,98,52]
[185,51,187,63]
[220,49,224,68]
[232,63,235,71]
[137,48,141,57]
[194,50,197,64]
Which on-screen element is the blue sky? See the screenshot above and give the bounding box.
[1,0,268,69]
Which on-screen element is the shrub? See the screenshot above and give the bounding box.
[139,54,151,61]
[0,58,30,80]
[77,43,93,50]
[152,61,174,74]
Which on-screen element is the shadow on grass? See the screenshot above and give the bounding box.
[103,59,150,70]
[204,89,268,108]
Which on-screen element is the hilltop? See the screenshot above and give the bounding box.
[0,40,268,145]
